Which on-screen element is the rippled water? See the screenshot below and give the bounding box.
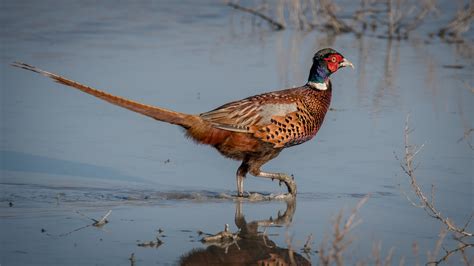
[1,0,473,265]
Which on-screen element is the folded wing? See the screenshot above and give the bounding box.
[200,89,317,148]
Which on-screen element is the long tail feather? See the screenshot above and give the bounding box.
[11,62,197,127]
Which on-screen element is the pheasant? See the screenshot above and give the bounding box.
[12,48,353,197]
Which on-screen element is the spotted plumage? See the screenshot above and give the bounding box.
[12,48,353,197]
[201,84,332,149]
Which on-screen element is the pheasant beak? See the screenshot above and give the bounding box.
[339,58,354,69]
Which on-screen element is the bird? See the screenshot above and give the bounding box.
[12,48,353,198]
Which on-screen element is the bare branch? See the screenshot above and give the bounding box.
[437,1,474,43]
[462,214,474,232]
[402,0,438,36]
[397,114,473,237]
[427,242,474,265]
[302,233,313,253]
[319,195,370,265]
[427,228,448,263]
[201,224,239,243]
[319,0,357,34]
[226,2,285,30]
[93,210,112,227]
[137,237,163,248]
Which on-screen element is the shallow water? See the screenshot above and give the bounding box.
[1,0,473,265]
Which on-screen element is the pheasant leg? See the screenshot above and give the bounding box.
[236,161,249,197]
[255,171,297,196]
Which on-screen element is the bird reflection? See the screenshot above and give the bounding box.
[179,199,311,266]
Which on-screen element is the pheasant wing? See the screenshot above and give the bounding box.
[200,89,316,148]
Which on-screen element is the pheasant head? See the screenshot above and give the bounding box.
[307,48,354,88]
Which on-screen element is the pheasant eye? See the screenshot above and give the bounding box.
[331,56,337,63]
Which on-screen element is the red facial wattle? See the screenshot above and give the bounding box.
[324,54,343,73]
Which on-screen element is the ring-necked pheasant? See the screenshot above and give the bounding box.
[12,48,353,197]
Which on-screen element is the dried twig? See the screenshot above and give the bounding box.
[137,237,163,248]
[319,195,369,266]
[401,0,437,37]
[47,210,113,237]
[457,91,474,150]
[226,0,441,39]
[458,128,474,150]
[371,241,395,266]
[75,209,112,227]
[427,228,448,263]
[397,114,473,264]
[413,241,420,266]
[129,253,135,266]
[201,224,240,254]
[302,233,313,253]
[426,240,474,265]
[201,224,239,243]
[93,210,112,227]
[319,0,356,33]
[437,0,474,43]
[227,2,285,30]
[397,114,473,237]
